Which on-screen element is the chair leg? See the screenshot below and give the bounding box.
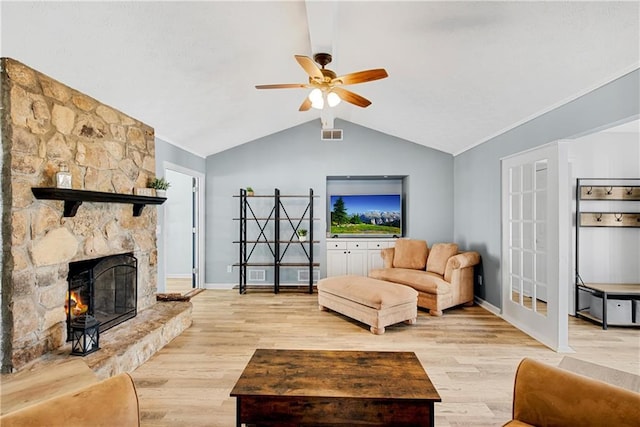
[370,326,385,335]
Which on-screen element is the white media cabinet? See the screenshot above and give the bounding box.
[326,238,398,277]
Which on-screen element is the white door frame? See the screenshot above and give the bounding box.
[501,141,572,352]
[162,161,206,289]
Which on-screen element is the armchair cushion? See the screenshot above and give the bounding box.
[380,247,394,269]
[392,239,428,270]
[426,243,458,275]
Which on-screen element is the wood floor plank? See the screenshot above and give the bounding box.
[130,290,640,426]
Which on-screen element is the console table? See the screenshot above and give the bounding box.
[230,349,441,426]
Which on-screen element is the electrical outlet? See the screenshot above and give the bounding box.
[478,275,483,286]
[227,265,232,273]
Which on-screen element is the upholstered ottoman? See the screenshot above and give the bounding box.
[317,275,418,334]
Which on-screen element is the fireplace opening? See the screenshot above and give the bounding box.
[67,253,138,339]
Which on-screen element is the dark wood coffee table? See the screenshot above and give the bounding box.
[230,349,441,426]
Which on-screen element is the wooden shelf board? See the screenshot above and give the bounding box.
[579,283,640,295]
[576,309,637,327]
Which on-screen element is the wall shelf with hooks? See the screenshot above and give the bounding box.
[575,178,640,329]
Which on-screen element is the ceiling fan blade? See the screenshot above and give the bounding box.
[331,87,372,108]
[295,55,323,80]
[299,97,312,112]
[255,83,308,89]
[332,69,388,86]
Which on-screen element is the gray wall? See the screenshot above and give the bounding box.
[454,69,640,308]
[206,119,454,284]
[155,138,206,289]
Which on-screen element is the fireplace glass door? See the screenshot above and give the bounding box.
[67,253,137,338]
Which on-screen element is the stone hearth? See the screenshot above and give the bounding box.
[1,58,170,372]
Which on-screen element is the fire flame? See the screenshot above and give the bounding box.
[66,291,88,317]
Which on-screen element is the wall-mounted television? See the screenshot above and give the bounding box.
[329,194,402,237]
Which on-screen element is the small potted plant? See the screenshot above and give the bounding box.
[297,228,308,242]
[149,177,171,197]
[246,187,254,196]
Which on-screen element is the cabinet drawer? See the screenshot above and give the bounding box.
[347,241,365,250]
[367,241,389,249]
[327,241,347,250]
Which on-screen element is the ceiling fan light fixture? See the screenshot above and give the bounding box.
[309,88,324,109]
[308,88,322,103]
[327,91,341,107]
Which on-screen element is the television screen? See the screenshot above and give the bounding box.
[329,194,402,237]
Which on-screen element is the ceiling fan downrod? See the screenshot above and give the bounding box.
[313,53,332,69]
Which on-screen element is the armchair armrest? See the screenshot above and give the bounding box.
[447,251,480,270]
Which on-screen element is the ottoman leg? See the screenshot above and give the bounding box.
[429,309,443,317]
[319,304,328,311]
[404,317,417,325]
[370,326,385,335]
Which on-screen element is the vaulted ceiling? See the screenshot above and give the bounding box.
[2,1,638,158]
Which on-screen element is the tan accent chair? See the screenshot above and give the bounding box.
[0,373,140,426]
[504,358,640,427]
[368,239,480,316]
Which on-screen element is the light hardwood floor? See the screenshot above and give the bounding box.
[131,289,640,427]
[165,277,194,295]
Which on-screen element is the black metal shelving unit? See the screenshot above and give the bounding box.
[233,188,319,294]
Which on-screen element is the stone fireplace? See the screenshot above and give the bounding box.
[1,58,159,372]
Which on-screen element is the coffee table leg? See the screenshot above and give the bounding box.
[236,397,241,427]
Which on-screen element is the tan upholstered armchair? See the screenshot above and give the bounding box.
[368,239,480,316]
[504,358,640,427]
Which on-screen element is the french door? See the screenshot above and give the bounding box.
[501,142,572,352]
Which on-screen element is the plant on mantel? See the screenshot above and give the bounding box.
[148,177,171,196]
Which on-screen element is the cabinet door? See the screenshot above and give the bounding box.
[368,249,385,271]
[327,249,348,277]
[347,250,368,276]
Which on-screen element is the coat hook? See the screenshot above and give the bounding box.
[614,213,623,222]
[595,213,602,222]
[605,186,613,195]
[626,187,633,196]
[586,186,593,195]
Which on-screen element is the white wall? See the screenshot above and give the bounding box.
[165,169,194,277]
[569,129,640,285]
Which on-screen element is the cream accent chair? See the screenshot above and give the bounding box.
[368,239,480,316]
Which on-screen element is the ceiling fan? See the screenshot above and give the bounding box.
[255,53,388,111]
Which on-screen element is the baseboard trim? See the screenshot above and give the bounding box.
[474,297,501,316]
[204,283,235,290]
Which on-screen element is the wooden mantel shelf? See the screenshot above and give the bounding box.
[31,187,166,217]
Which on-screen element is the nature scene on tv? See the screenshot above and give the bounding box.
[330,194,401,235]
